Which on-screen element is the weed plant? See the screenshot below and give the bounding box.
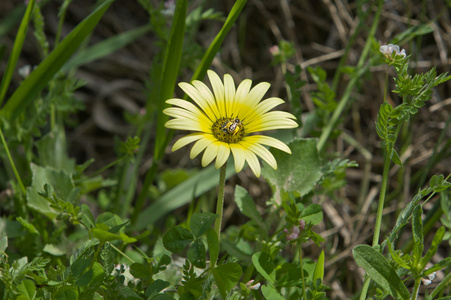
[0,0,451,299]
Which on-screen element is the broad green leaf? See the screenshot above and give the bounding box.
[261,285,285,300]
[212,262,242,299]
[146,279,170,298]
[154,0,187,160]
[63,24,151,71]
[133,163,236,230]
[81,204,96,228]
[87,262,105,290]
[190,212,217,238]
[206,227,219,265]
[1,0,113,121]
[313,250,325,282]
[26,163,75,219]
[55,286,78,300]
[16,279,36,300]
[263,138,322,196]
[191,0,247,82]
[130,263,151,279]
[252,251,276,284]
[162,226,194,253]
[187,239,206,268]
[235,185,266,232]
[75,268,93,287]
[301,204,323,225]
[35,129,76,173]
[0,0,35,105]
[71,258,91,277]
[43,244,66,256]
[353,245,410,300]
[0,236,7,253]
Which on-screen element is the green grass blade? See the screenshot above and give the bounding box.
[132,163,236,231]
[191,0,247,82]
[0,0,36,106]
[1,0,113,121]
[62,24,152,71]
[153,0,187,160]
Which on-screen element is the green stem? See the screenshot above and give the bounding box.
[0,127,26,196]
[299,244,307,299]
[411,278,421,300]
[214,163,227,243]
[372,149,391,246]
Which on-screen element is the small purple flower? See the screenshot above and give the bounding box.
[284,220,306,241]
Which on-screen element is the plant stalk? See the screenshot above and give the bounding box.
[214,163,227,243]
[299,244,307,299]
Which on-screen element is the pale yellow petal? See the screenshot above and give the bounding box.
[190,134,215,159]
[192,80,220,119]
[165,119,204,132]
[233,79,252,118]
[246,111,298,133]
[243,150,261,177]
[215,143,231,169]
[244,135,292,153]
[224,74,236,118]
[239,82,270,119]
[179,82,217,121]
[230,144,246,172]
[241,141,277,170]
[243,97,285,124]
[202,142,220,167]
[207,70,226,117]
[172,133,204,151]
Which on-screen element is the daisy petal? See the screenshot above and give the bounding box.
[224,74,236,118]
[243,150,261,177]
[230,144,246,172]
[243,142,277,170]
[202,142,220,167]
[244,135,292,153]
[179,82,217,122]
[172,133,204,151]
[215,143,231,169]
[190,134,215,159]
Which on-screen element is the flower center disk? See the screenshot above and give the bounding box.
[212,117,245,143]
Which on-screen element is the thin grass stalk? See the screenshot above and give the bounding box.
[317,0,384,153]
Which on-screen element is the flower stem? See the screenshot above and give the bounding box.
[214,163,227,243]
[299,244,307,299]
[411,278,421,300]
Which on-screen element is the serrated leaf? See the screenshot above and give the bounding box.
[300,204,323,225]
[263,138,322,196]
[353,245,410,299]
[212,262,242,299]
[162,226,193,253]
[187,239,206,268]
[252,251,276,284]
[190,212,217,238]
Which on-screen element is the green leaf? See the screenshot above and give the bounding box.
[146,279,170,298]
[412,205,424,268]
[300,204,323,225]
[1,0,113,121]
[16,279,36,300]
[81,204,96,228]
[387,241,410,270]
[0,236,7,253]
[420,226,445,269]
[154,0,187,160]
[26,163,75,219]
[261,285,285,300]
[91,228,121,243]
[263,138,322,196]
[55,286,78,300]
[234,185,266,231]
[71,259,91,277]
[187,239,206,268]
[162,226,194,253]
[35,129,76,173]
[190,212,217,238]
[353,245,410,299]
[0,0,35,105]
[63,24,151,71]
[212,262,242,299]
[313,250,325,282]
[191,0,247,82]
[206,227,219,265]
[252,251,276,284]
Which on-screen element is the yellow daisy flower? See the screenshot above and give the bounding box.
[163,70,298,177]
